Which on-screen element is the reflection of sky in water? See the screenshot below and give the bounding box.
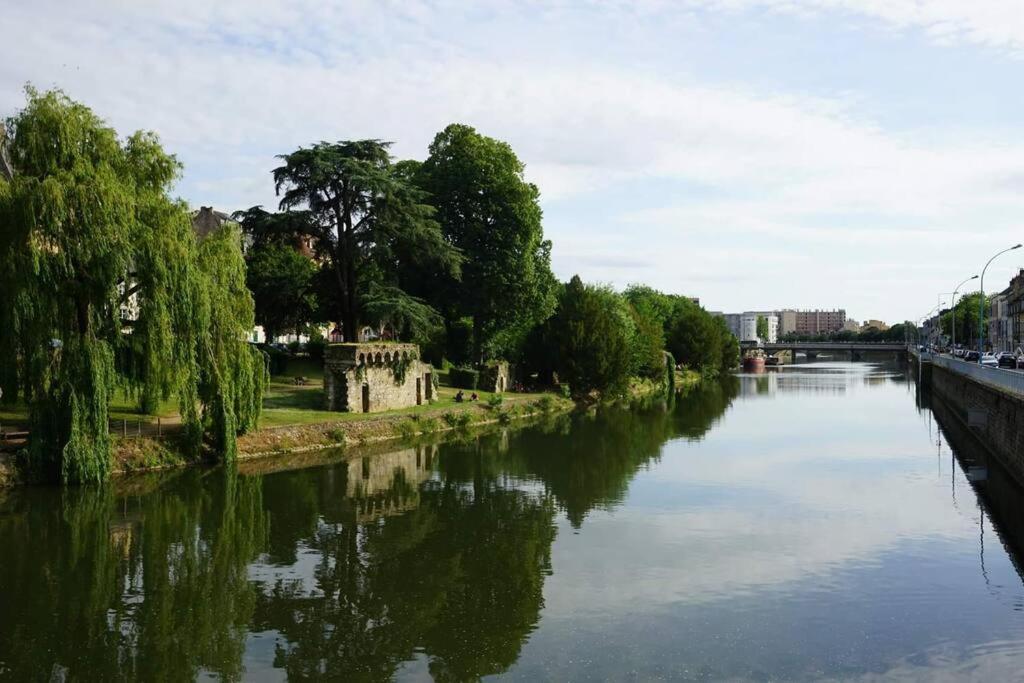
[498,363,1024,681]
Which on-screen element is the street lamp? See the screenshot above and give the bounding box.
[977,244,1022,360]
[950,274,979,353]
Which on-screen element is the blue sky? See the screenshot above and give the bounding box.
[5,1,1024,323]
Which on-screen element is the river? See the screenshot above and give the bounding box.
[3,361,1024,681]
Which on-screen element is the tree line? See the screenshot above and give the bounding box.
[781,323,909,343]
[0,89,736,483]
[240,126,738,393]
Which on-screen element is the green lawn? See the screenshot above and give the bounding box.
[2,356,551,432]
[261,359,547,428]
[1,388,179,430]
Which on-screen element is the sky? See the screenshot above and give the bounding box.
[5,1,1024,323]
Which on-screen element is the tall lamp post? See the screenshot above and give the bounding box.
[977,244,1022,360]
[950,274,978,354]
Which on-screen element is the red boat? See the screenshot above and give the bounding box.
[743,350,766,372]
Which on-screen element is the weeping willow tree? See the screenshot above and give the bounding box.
[195,224,266,463]
[0,88,265,483]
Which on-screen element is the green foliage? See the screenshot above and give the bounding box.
[449,367,479,390]
[782,321,911,344]
[416,416,439,433]
[939,291,987,346]
[629,305,666,379]
[624,284,733,375]
[363,284,443,342]
[535,395,555,413]
[392,349,418,386]
[194,224,267,463]
[548,276,633,397]
[394,419,420,440]
[0,89,264,481]
[305,329,326,362]
[487,394,504,408]
[664,351,676,394]
[416,124,557,360]
[442,411,472,428]
[271,139,458,342]
[244,240,317,343]
[756,315,769,341]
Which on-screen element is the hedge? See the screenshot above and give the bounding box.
[449,367,479,390]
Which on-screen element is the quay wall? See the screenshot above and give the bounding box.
[927,358,1024,484]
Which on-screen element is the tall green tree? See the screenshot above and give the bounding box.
[547,276,633,396]
[0,88,264,482]
[244,241,318,342]
[417,124,557,360]
[940,291,987,347]
[272,140,458,342]
[756,315,768,340]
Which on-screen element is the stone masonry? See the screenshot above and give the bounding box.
[478,360,510,393]
[324,343,434,413]
[928,363,1024,484]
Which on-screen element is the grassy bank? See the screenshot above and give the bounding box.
[0,358,693,486]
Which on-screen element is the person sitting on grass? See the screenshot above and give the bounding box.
[470,392,478,401]
[455,390,464,403]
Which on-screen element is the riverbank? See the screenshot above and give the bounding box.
[0,369,696,487]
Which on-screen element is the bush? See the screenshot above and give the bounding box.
[449,366,479,390]
[287,340,301,355]
[547,276,633,396]
[263,346,289,375]
[496,409,512,425]
[487,394,504,408]
[395,419,419,439]
[535,395,555,413]
[442,411,473,428]
[306,331,326,363]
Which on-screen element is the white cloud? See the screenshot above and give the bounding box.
[5,0,1024,320]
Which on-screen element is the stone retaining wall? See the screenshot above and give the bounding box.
[929,362,1024,483]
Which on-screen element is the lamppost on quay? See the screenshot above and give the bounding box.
[949,274,978,354]
[977,244,1022,360]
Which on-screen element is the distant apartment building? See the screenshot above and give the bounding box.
[778,309,847,336]
[1007,270,1024,351]
[714,311,778,343]
[861,319,889,332]
[988,288,1012,353]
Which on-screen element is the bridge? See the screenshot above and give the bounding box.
[741,341,908,361]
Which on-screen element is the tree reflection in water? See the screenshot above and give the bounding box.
[0,378,739,680]
[0,469,267,681]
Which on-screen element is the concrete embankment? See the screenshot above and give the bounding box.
[917,352,1024,484]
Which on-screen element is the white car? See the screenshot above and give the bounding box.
[980,353,999,367]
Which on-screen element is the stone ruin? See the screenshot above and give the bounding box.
[478,360,510,393]
[323,343,434,413]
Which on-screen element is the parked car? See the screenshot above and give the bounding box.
[964,350,981,362]
[997,352,1019,369]
[980,353,999,367]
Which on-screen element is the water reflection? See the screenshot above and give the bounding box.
[4,366,1024,680]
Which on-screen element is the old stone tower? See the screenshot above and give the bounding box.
[323,343,434,413]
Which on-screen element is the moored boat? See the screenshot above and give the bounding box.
[742,350,766,372]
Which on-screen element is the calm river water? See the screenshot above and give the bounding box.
[4,361,1024,681]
